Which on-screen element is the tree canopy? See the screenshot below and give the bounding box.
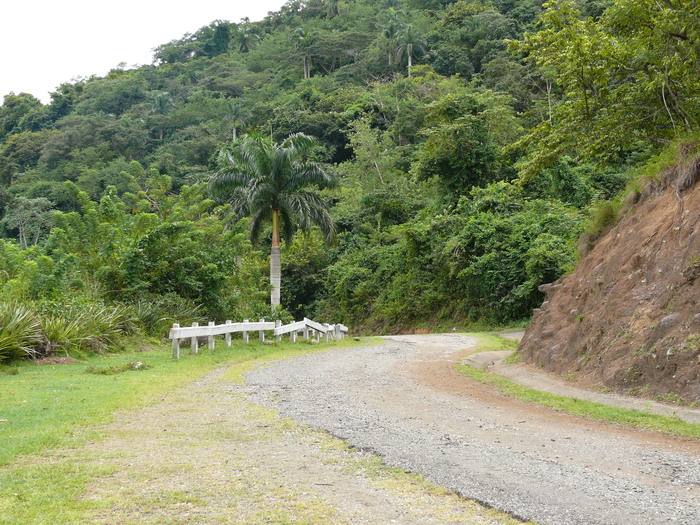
[0,0,693,346]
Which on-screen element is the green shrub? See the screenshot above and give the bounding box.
[0,303,44,361]
[127,295,204,336]
[39,302,134,355]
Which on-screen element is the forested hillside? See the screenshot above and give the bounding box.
[0,0,698,358]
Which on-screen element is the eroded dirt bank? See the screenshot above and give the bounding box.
[246,335,700,525]
[519,157,700,403]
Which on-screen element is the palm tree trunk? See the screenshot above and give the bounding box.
[270,209,281,306]
[270,245,281,306]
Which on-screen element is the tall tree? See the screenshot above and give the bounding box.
[1,196,55,249]
[325,0,340,18]
[510,0,700,174]
[380,9,404,66]
[291,28,316,79]
[396,25,427,76]
[147,92,175,140]
[209,133,336,307]
[233,26,260,53]
[224,99,249,141]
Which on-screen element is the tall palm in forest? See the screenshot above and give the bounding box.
[396,25,426,77]
[380,8,403,66]
[209,133,336,307]
[233,26,260,53]
[224,99,248,141]
[148,92,174,140]
[291,27,316,79]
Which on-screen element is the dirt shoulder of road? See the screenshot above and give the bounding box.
[460,332,700,425]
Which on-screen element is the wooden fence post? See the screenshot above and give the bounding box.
[291,329,297,343]
[275,320,282,342]
[172,323,180,359]
[324,323,331,342]
[225,320,232,347]
[208,321,215,350]
[190,322,199,354]
[259,318,265,342]
[303,318,309,341]
[243,319,249,344]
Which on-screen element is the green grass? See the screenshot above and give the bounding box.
[471,332,519,352]
[0,336,374,467]
[0,336,377,524]
[457,335,700,440]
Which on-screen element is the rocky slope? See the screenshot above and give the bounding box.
[519,147,700,404]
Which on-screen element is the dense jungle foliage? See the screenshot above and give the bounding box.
[1,0,698,358]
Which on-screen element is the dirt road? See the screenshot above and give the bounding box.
[245,334,700,525]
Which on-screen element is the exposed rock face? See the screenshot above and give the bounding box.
[519,165,700,404]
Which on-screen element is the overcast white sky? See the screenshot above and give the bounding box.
[1,1,286,103]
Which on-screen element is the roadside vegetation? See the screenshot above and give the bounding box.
[1,0,696,359]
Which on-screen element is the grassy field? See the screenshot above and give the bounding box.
[0,337,377,524]
[459,334,700,440]
[0,337,370,467]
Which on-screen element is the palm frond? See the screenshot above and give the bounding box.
[289,162,336,190]
[249,208,268,244]
[280,191,336,243]
[282,133,317,155]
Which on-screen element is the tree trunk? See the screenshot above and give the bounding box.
[408,54,412,77]
[270,209,281,306]
[270,245,281,306]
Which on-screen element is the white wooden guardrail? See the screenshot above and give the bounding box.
[169,317,349,359]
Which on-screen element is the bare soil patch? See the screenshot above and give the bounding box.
[34,356,78,365]
[520,170,700,403]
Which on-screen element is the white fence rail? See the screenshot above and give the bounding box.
[169,317,349,359]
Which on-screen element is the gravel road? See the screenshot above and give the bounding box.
[244,334,700,525]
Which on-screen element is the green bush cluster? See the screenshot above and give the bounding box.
[0,175,272,361]
[318,182,584,330]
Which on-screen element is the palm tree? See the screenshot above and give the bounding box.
[233,27,260,53]
[325,0,340,18]
[224,99,248,141]
[396,25,427,77]
[209,133,336,307]
[380,9,403,66]
[291,27,316,79]
[148,92,174,140]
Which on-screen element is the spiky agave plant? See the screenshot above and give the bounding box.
[0,303,44,361]
[40,303,136,355]
[127,295,204,336]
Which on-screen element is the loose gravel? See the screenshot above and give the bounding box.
[244,334,700,525]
